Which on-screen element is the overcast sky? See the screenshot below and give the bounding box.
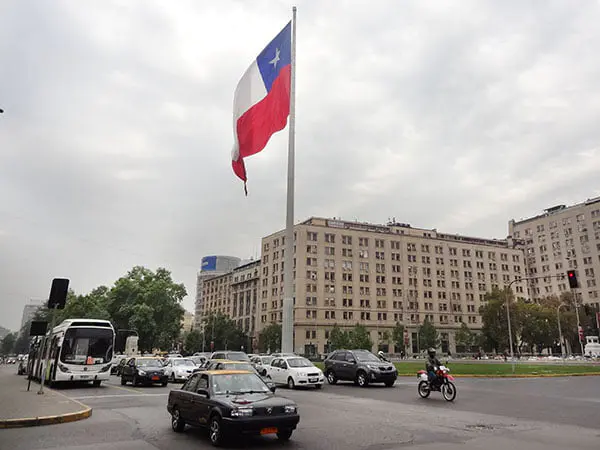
[1,0,599,331]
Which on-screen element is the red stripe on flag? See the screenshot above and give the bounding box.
[235,64,291,163]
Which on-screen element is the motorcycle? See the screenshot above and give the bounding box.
[416,365,457,402]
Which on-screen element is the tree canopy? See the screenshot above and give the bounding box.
[418,318,440,351]
[258,323,281,353]
[329,323,373,351]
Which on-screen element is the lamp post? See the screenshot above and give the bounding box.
[556,303,567,358]
[504,278,523,364]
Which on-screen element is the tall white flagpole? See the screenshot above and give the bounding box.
[281,6,297,354]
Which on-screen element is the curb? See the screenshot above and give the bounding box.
[0,386,93,429]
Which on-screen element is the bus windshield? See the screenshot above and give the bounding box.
[60,327,114,365]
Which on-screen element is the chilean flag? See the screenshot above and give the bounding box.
[231,22,292,194]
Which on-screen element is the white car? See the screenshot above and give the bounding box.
[163,358,197,382]
[266,356,324,389]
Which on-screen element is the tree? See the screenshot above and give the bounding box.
[329,324,351,350]
[418,318,439,351]
[258,323,281,353]
[107,266,187,352]
[202,312,248,351]
[479,287,517,353]
[392,322,405,353]
[454,322,475,352]
[348,324,373,350]
[184,329,203,354]
[1,332,17,355]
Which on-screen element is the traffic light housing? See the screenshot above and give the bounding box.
[47,278,69,309]
[566,270,579,289]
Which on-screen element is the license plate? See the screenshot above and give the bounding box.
[260,427,278,435]
[152,376,160,381]
[80,375,89,379]
[309,378,317,383]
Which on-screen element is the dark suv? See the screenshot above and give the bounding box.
[324,350,397,387]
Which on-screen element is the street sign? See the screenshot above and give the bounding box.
[29,321,48,336]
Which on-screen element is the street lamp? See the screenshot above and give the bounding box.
[504,278,522,363]
[557,303,567,358]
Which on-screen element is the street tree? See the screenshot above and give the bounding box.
[329,324,351,350]
[392,322,405,354]
[418,318,439,351]
[348,324,373,350]
[202,312,248,351]
[258,323,281,353]
[479,287,517,352]
[184,329,203,354]
[1,332,17,355]
[454,322,475,352]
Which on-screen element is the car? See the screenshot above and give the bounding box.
[164,357,197,382]
[121,357,169,386]
[324,349,397,387]
[190,355,207,367]
[201,359,277,391]
[266,356,324,389]
[270,353,297,358]
[110,356,127,375]
[167,370,299,446]
[210,351,250,362]
[250,355,274,376]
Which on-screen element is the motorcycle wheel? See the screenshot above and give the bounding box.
[417,380,431,398]
[442,381,457,402]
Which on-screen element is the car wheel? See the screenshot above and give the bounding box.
[356,371,368,387]
[171,407,185,432]
[161,381,168,387]
[277,428,293,441]
[384,380,395,387]
[287,377,295,389]
[208,415,223,446]
[93,380,101,387]
[315,383,323,390]
[120,376,126,386]
[326,370,337,385]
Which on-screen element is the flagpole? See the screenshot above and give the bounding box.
[281,6,297,354]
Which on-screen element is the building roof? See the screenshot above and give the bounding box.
[510,196,600,226]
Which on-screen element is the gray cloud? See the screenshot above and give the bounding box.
[1,0,599,330]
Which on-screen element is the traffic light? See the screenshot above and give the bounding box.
[566,270,579,289]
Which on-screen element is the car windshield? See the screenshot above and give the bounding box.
[212,373,270,395]
[225,363,255,372]
[287,357,313,368]
[226,352,250,361]
[260,356,274,364]
[173,359,194,366]
[60,327,114,365]
[354,351,380,362]
[137,359,163,367]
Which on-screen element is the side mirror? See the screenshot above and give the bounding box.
[348,359,356,364]
[196,388,209,397]
[269,385,277,393]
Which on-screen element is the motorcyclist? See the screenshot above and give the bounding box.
[425,348,441,384]
[378,350,389,362]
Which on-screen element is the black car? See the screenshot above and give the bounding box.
[167,370,300,446]
[121,357,169,387]
[324,349,397,387]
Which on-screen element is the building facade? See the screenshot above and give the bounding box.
[181,311,194,333]
[20,300,44,332]
[509,197,600,308]
[200,260,260,341]
[259,217,527,356]
[194,255,241,329]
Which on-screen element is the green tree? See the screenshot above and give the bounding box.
[479,287,518,353]
[418,318,439,351]
[329,324,351,350]
[1,332,17,355]
[392,322,405,353]
[184,329,203,354]
[107,266,187,352]
[202,312,248,351]
[348,324,373,350]
[258,323,281,353]
[455,322,474,352]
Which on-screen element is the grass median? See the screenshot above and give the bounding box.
[313,361,600,376]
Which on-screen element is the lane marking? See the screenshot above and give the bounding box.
[104,384,149,394]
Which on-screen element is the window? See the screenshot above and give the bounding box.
[307,232,317,241]
[359,237,369,247]
[375,239,384,248]
[342,235,352,245]
[325,233,335,243]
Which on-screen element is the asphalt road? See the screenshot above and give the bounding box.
[2,375,599,450]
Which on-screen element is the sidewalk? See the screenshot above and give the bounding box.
[0,365,91,428]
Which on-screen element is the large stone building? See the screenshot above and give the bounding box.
[259,217,527,356]
[200,260,260,346]
[509,197,600,308]
[20,299,44,332]
[194,255,241,329]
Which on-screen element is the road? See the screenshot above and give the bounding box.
[2,373,599,450]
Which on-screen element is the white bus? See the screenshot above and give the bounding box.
[33,318,115,386]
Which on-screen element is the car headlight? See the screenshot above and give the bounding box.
[231,407,253,417]
[284,405,297,414]
[138,370,146,376]
[367,364,379,370]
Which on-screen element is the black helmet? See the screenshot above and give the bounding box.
[427,348,436,358]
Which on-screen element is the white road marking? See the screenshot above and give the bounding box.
[70,393,168,399]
